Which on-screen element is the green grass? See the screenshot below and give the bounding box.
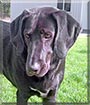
[0,36,88,103]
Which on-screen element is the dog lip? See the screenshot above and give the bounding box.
[35,65,49,77]
[36,64,45,74]
[26,70,37,77]
[26,64,49,77]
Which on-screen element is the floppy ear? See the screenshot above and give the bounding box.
[66,13,81,48]
[10,10,30,54]
[52,11,81,59]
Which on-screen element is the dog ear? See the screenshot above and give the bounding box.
[10,10,30,54]
[52,11,81,59]
[66,13,81,48]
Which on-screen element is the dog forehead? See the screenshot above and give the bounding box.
[38,10,55,29]
[24,12,55,32]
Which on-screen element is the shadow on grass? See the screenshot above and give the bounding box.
[78,50,87,54]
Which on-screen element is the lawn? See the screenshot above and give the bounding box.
[0,36,88,104]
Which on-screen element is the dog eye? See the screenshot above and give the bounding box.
[25,34,31,39]
[44,33,52,39]
[40,29,52,39]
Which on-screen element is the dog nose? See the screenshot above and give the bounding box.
[29,62,40,72]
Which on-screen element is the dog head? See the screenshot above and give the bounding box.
[11,7,81,77]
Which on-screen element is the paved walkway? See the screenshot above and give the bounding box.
[79,33,90,37]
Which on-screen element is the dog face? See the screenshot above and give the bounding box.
[11,7,81,77]
[24,14,56,77]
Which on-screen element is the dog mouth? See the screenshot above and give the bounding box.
[36,65,49,77]
[26,64,50,77]
[26,52,52,77]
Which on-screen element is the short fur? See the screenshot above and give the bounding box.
[1,7,81,105]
